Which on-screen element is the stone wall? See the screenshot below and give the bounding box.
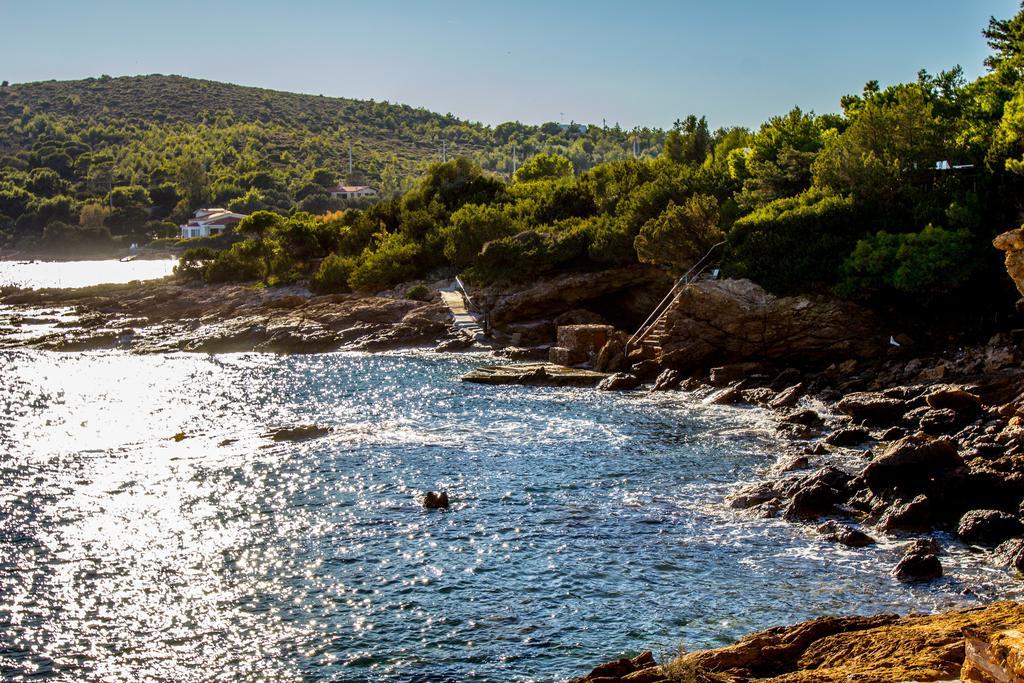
[549,324,615,366]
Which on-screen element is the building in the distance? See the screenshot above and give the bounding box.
[179,208,248,239]
[325,185,379,200]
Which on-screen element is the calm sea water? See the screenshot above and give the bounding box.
[0,259,177,289]
[1,350,1019,682]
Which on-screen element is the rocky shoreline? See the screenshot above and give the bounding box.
[0,279,461,353]
[571,601,1024,682]
[4,265,1024,681]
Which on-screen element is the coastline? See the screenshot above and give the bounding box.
[3,273,1024,681]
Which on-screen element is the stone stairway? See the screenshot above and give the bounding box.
[639,318,668,359]
[439,287,487,342]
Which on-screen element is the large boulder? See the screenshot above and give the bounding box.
[550,324,616,367]
[658,279,883,371]
[994,227,1024,298]
[862,436,962,497]
[892,538,942,583]
[836,392,908,426]
[957,509,1024,546]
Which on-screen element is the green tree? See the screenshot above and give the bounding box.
[634,194,722,273]
[737,108,823,210]
[236,210,284,281]
[663,129,685,163]
[176,157,211,209]
[512,153,574,183]
[441,203,520,268]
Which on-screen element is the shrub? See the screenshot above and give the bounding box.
[349,233,421,292]
[634,194,723,274]
[725,188,860,294]
[175,246,218,279]
[405,283,431,301]
[838,224,976,302]
[586,215,635,266]
[512,152,574,183]
[204,240,265,283]
[310,253,356,294]
[440,203,519,268]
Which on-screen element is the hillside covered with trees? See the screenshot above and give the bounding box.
[6,6,1024,332]
[174,5,1024,332]
[0,74,663,253]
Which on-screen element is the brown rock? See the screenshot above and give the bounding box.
[958,509,1024,546]
[817,520,876,547]
[926,385,983,414]
[487,266,671,326]
[595,337,626,373]
[879,494,932,532]
[423,491,449,509]
[893,538,943,583]
[652,369,682,391]
[598,373,642,391]
[994,227,1024,297]
[549,346,587,366]
[836,392,908,425]
[962,627,1024,683]
[995,538,1024,573]
[660,603,1024,683]
[657,279,883,371]
[770,382,806,409]
[862,436,962,496]
[825,426,871,447]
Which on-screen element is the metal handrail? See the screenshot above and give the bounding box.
[626,240,725,352]
[453,275,478,313]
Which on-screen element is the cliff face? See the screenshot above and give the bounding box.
[658,279,884,371]
[994,228,1024,298]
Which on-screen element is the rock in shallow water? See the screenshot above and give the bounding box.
[893,538,943,583]
[422,491,449,509]
[818,520,876,547]
[597,372,642,391]
[958,509,1024,546]
[460,363,607,387]
[264,425,332,442]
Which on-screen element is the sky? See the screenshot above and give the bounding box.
[0,1,1018,130]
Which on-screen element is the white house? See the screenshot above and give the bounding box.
[179,208,248,239]
[325,185,379,200]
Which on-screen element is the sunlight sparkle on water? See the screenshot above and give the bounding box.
[1,350,1021,681]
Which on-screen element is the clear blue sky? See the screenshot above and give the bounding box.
[0,1,1017,130]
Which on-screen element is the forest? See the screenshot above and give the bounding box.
[6,7,1024,328]
[0,74,662,253]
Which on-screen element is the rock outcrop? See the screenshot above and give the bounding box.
[549,324,616,366]
[663,602,1022,682]
[0,280,455,353]
[657,279,883,371]
[460,363,607,387]
[994,227,1024,298]
[483,266,671,333]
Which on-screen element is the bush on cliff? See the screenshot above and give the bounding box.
[838,224,977,303]
[634,194,723,274]
[175,247,220,279]
[348,233,422,292]
[204,240,266,283]
[724,188,860,294]
[466,225,591,284]
[310,253,356,294]
[439,203,520,268]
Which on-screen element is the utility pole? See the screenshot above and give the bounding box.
[512,144,517,174]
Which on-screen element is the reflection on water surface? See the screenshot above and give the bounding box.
[0,351,1017,681]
